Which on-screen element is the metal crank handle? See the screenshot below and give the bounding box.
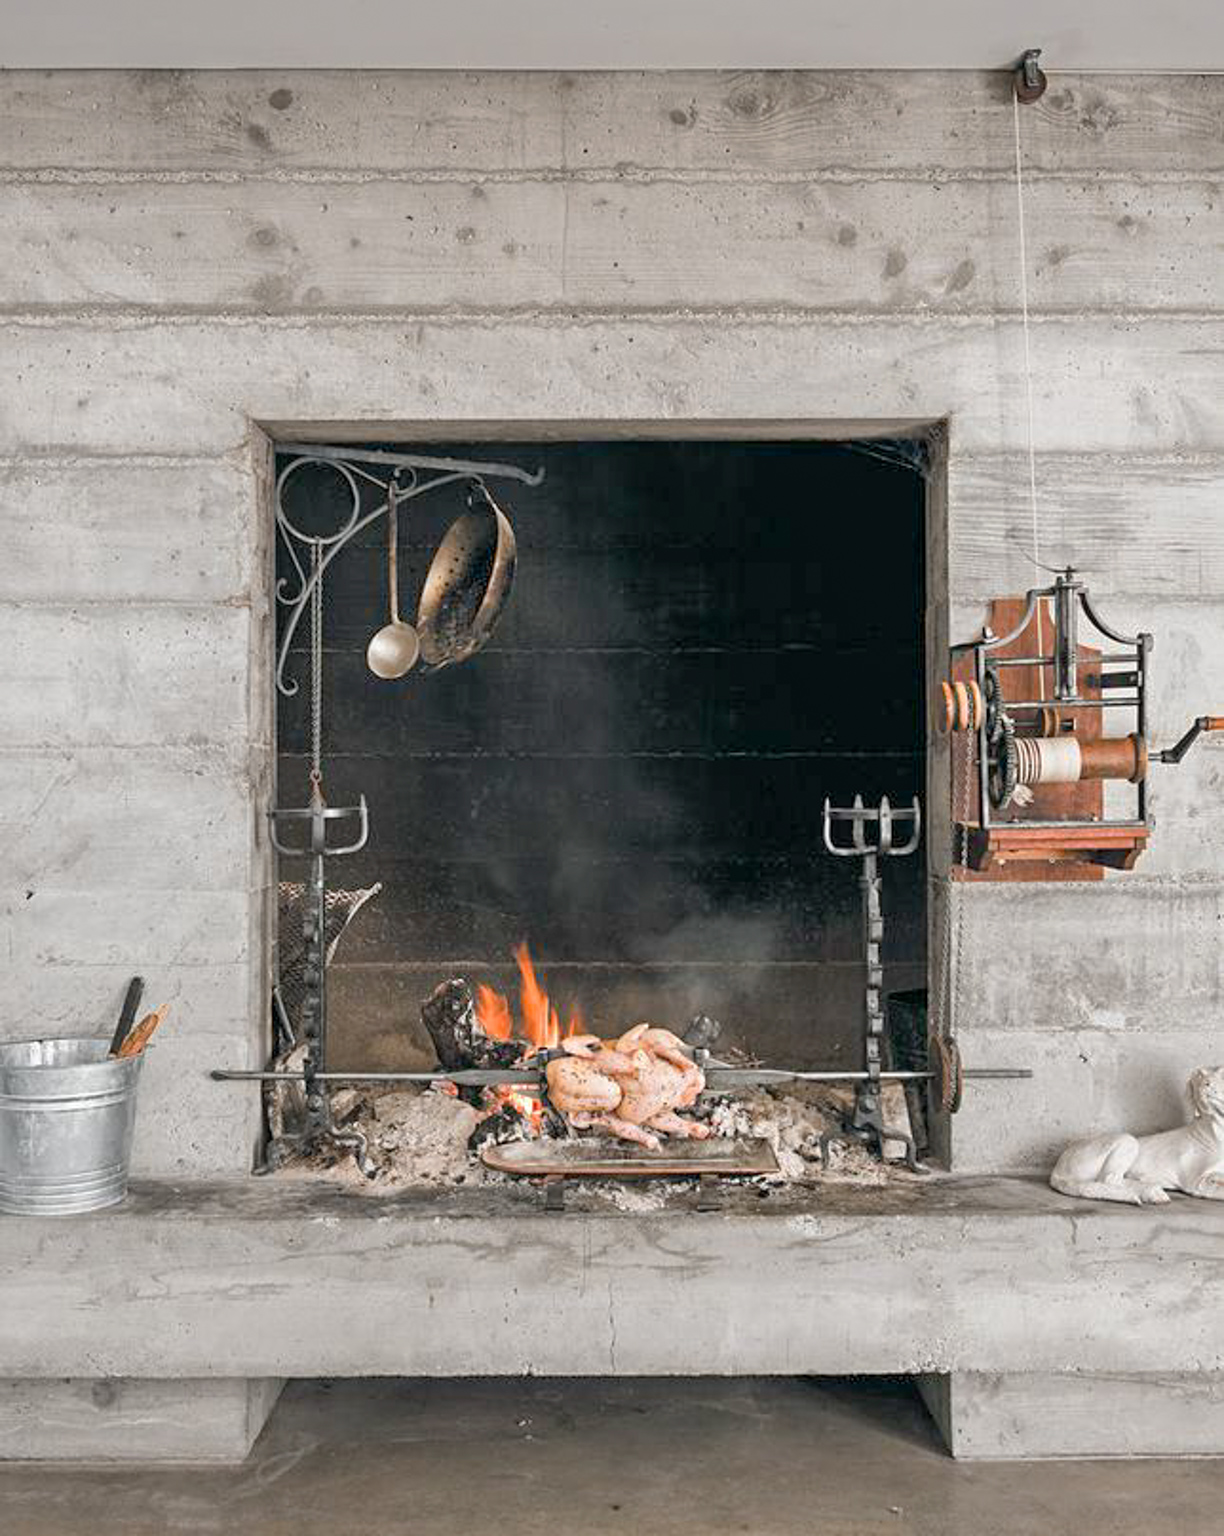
[1157,716,1224,766]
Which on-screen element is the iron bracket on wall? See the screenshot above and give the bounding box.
[273,442,544,699]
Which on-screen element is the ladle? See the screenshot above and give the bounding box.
[365,487,420,679]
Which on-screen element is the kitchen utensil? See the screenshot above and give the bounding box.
[108,976,144,1056]
[417,481,517,669]
[114,1004,170,1059]
[365,490,420,679]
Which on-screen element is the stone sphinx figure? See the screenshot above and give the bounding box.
[1050,1066,1224,1205]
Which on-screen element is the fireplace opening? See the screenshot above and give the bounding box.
[271,436,929,1180]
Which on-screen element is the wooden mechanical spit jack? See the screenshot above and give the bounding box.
[941,567,1221,879]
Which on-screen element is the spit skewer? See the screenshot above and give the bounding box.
[212,1066,1031,1088]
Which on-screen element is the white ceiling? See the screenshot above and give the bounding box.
[1,0,1221,71]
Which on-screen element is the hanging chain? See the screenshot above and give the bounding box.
[947,726,974,1044]
[309,540,324,804]
[934,704,974,1052]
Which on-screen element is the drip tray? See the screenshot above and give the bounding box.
[481,1136,779,1179]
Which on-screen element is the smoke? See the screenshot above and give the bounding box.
[277,439,927,1067]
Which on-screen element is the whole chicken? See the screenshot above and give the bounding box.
[544,1024,712,1150]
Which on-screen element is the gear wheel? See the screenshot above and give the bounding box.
[988,713,1017,809]
[984,664,1004,745]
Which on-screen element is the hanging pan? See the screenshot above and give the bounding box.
[416,481,517,670]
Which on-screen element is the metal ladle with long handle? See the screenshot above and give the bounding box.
[365,485,421,679]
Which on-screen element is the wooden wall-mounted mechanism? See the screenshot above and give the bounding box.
[942,568,1219,880]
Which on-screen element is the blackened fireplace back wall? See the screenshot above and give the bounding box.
[276,439,926,1070]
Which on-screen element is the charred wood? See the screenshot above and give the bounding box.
[420,979,524,1071]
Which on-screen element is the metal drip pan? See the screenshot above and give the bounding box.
[480,1136,778,1179]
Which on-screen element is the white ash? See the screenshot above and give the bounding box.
[707,1084,894,1184]
[284,1086,487,1189]
[368,1090,483,1183]
[282,1081,910,1190]
[590,1180,682,1212]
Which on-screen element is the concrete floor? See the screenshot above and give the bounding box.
[1,1377,1222,1536]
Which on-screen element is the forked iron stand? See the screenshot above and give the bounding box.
[823,795,923,1171]
[266,797,373,1173]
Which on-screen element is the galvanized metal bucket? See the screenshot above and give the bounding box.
[0,1038,143,1215]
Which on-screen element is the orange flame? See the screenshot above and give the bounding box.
[515,940,560,1052]
[501,1087,545,1132]
[472,942,585,1133]
[474,942,584,1053]
[475,984,512,1041]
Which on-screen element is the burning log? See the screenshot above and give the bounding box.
[420,979,525,1072]
[423,956,720,1152]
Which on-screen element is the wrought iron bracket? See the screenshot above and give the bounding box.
[273,442,544,698]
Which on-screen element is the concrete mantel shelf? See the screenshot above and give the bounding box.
[3,1175,1223,1381]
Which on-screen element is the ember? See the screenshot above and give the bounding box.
[472,943,588,1133]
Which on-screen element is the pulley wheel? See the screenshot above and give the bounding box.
[936,680,956,735]
[936,677,983,734]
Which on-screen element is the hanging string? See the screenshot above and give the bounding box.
[939,84,1041,1054]
[1012,83,1046,700]
[936,84,1046,1064]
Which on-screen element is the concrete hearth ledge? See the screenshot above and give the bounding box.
[3,1174,1223,1382]
[2,1175,1223,1459]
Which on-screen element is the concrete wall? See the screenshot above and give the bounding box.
[1,69,1221,1174]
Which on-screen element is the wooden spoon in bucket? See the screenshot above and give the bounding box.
[112,1005,171,1059]
[366,494,420,680]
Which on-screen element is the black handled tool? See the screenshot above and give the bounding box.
[108,976,144,1056]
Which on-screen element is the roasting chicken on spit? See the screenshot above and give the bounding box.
[544,1024,713,1149]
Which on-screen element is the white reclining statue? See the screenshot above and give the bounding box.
[1050,1066,1224,1205]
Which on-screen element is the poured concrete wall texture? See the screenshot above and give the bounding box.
[1,70,1221,1176]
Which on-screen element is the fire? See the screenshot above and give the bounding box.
[475,984,512,1041]
[502,1087,545,1132]
[474,941,586,1134]
[515,940,562,1052]
[475,941,585,1053]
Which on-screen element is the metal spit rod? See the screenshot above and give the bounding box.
[211,1066,1031,1087]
